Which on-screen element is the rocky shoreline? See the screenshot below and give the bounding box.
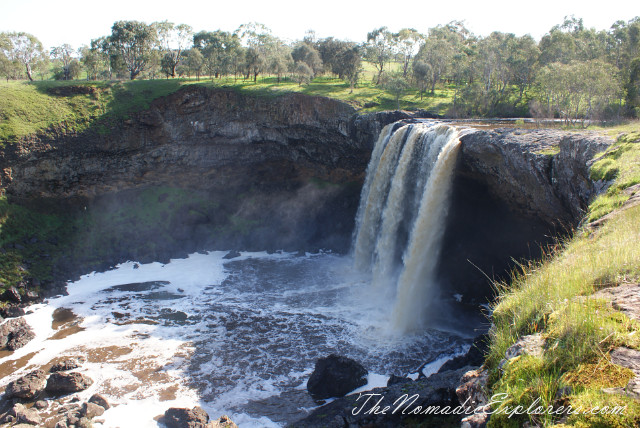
[289,335,489,428]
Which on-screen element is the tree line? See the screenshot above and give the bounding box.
[1,16,639,121]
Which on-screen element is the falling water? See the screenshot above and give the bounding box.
[352,122,462,333]
[352,124,409,271]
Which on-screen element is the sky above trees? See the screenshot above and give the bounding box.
[1,0,634,50]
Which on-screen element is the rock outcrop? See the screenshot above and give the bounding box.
[457,368,490,428]
[2,88,365,198]
[5,369,47,399]
[160,406,237,428]
[0,88,614,299]
[45,372,93,395]
[291,366,470,427]
[307,354,368,400]
[457,128,612,226]
[0,317,35,351]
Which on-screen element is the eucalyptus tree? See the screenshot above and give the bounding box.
[237,22,270,81]
[316,38,354,79]
[194,30,241,79]
[382,73,409,109]
[294,62,313,85]
[184,48,204,80]
[108,20,158,80]
[237,23,288,83]
[50,44,75,80]
[509,35,540,102]
[0,32,46,81]
[86,36,116,80]
[154,21,193,78]
[291,42,323,77]
[337,45,362,92]
[627,57,640,115]
[0,33,20,81]
[395,28,423,78]
[365,27,396,84]
[539,16,608,66]
[144,49,163,79]
[412,60,430,99]
[606,17,640,114]
[413,23,464,94]
[79,40,110,80]
[535,60,621,124]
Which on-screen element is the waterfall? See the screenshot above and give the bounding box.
[352,124,409,271]
[352,122,462,334]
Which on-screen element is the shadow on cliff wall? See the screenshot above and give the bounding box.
[436,175,565,307]
[45,179,361,279]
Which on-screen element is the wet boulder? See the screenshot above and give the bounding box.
[46,372,93,395]
[211,415,238,427]
[81,402,105,419]
[9,403,42,426]
[5,369,47,399]
[88,393,110,410]
[50,357,83,373]
[0,317,35,351]
[3,286,22,303]
[1,305,26,318]
[307,354,368,400]
[162,406,210,428]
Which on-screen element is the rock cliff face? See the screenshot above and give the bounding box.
[457,128,612,226]
[0,87,613,280]
[438,128,612,304]
[2,87,365,198]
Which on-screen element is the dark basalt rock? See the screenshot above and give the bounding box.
[88,393,110,410]
[9,402,42,426]
[3,286,22,303]
[0,305,25,318]
[6,326,35,351]
[223,250,241,260]
[292,366,470,428]
[438,333,490,373]
[162,406,210,428]
[307,354,368,400]
[46,372,93,395]
[457,129,612,225]
[5,369,47,399]
[387,374,413,386]
[0,317,35,350]
[50,357,82,373]
[80,402,105,419]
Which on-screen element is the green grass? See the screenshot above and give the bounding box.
[188,75,454,113]
[0,81,99,143]
[485,123,640,427]
[0,79,182,143]
[587,126,640,222]
[486,205,640,427]
[1,73,453,144]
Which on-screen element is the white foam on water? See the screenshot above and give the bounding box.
[420,355,454,378]
[0,250,469,427]
[349,373,390,395]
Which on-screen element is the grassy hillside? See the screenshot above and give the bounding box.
[0,76,454,144]
[0,79,182,144]
[485,124,640,427]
